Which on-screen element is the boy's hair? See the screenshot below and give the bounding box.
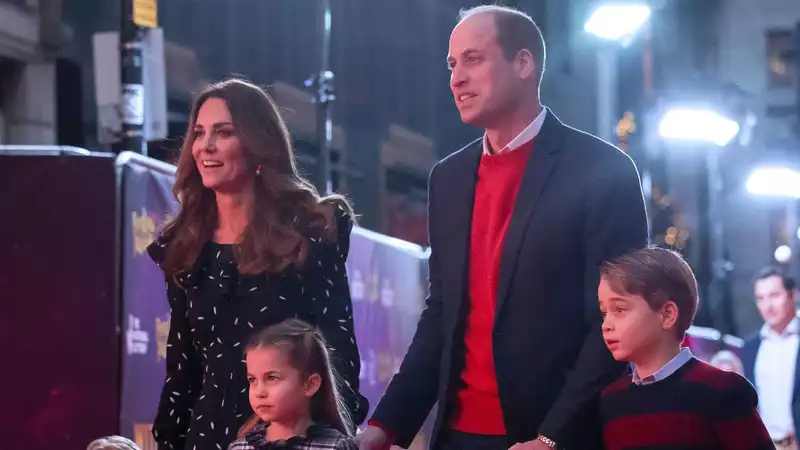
[237,318,353,438]
[600,246,699,339]
[87,436,140,450]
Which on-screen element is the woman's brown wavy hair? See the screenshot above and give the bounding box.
[159,78,353,279]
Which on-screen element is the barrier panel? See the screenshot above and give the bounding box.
[0,148,120,450]
[347,227,434,449]
[116,152,179,449]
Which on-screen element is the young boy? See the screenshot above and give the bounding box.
[598,247,773,450]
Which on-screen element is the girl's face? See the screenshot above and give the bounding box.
[246,346,321,425]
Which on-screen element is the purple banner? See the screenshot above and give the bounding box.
[119,159,178,450]
[347,229,434,449]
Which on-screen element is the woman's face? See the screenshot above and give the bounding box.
[191,97,252,193]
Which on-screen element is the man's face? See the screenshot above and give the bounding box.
[754,275,796,329]
[447,13,530,129]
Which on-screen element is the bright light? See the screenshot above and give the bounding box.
[775,245,792,264]
[584,3,652,41]
[746,167,800,198]
[657,108,740,146]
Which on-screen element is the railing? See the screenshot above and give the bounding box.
[115,150,177,176]
[0,145,96,156]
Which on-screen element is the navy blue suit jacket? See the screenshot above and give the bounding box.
[741,332,800,436]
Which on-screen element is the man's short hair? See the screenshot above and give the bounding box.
[753,266,796,291]
[457,4,547,83]
[600,247,699,339]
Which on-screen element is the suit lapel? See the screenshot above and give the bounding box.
[742,337,760,386]
[794,337,800,403]
[445,140,482,323]
[494,111,564,324]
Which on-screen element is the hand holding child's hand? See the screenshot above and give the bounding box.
[354,426,390,450]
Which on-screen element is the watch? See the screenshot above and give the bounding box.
[537,434,557,448]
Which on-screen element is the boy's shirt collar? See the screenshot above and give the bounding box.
[631,347,694,386]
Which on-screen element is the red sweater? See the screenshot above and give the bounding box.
[601,357,773,450]
[450,141,534,435]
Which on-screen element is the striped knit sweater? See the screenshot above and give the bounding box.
[601,357,773,450]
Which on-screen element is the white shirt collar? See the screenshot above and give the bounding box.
[760,316,800,339]
[482,108,547,155]
[631,347,694,385]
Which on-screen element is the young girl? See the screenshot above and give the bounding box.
[227,319,358,450]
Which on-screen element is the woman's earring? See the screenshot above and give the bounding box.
[255,164,262,176]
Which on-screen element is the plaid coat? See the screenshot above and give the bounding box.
[227,422,357,450]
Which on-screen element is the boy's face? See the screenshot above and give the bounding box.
[598,276,679,363]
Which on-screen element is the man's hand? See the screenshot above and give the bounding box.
[354,426,390,450]
[508,438,555,450]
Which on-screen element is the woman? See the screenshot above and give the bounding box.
[147,78,368,450]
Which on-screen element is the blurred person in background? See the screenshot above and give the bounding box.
[742,267,800,450]
[147,78,367,450]
[709,349,744,375]
[357,4,648,450]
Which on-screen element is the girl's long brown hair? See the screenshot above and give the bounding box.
[238,319,354,438]
[160,78,353,279]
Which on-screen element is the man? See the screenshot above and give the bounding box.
[742,267,800,450]
[356,5,648,450]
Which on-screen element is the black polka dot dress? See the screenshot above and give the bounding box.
[146,209,368,450]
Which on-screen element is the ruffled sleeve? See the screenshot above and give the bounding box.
[305,206,369,428]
